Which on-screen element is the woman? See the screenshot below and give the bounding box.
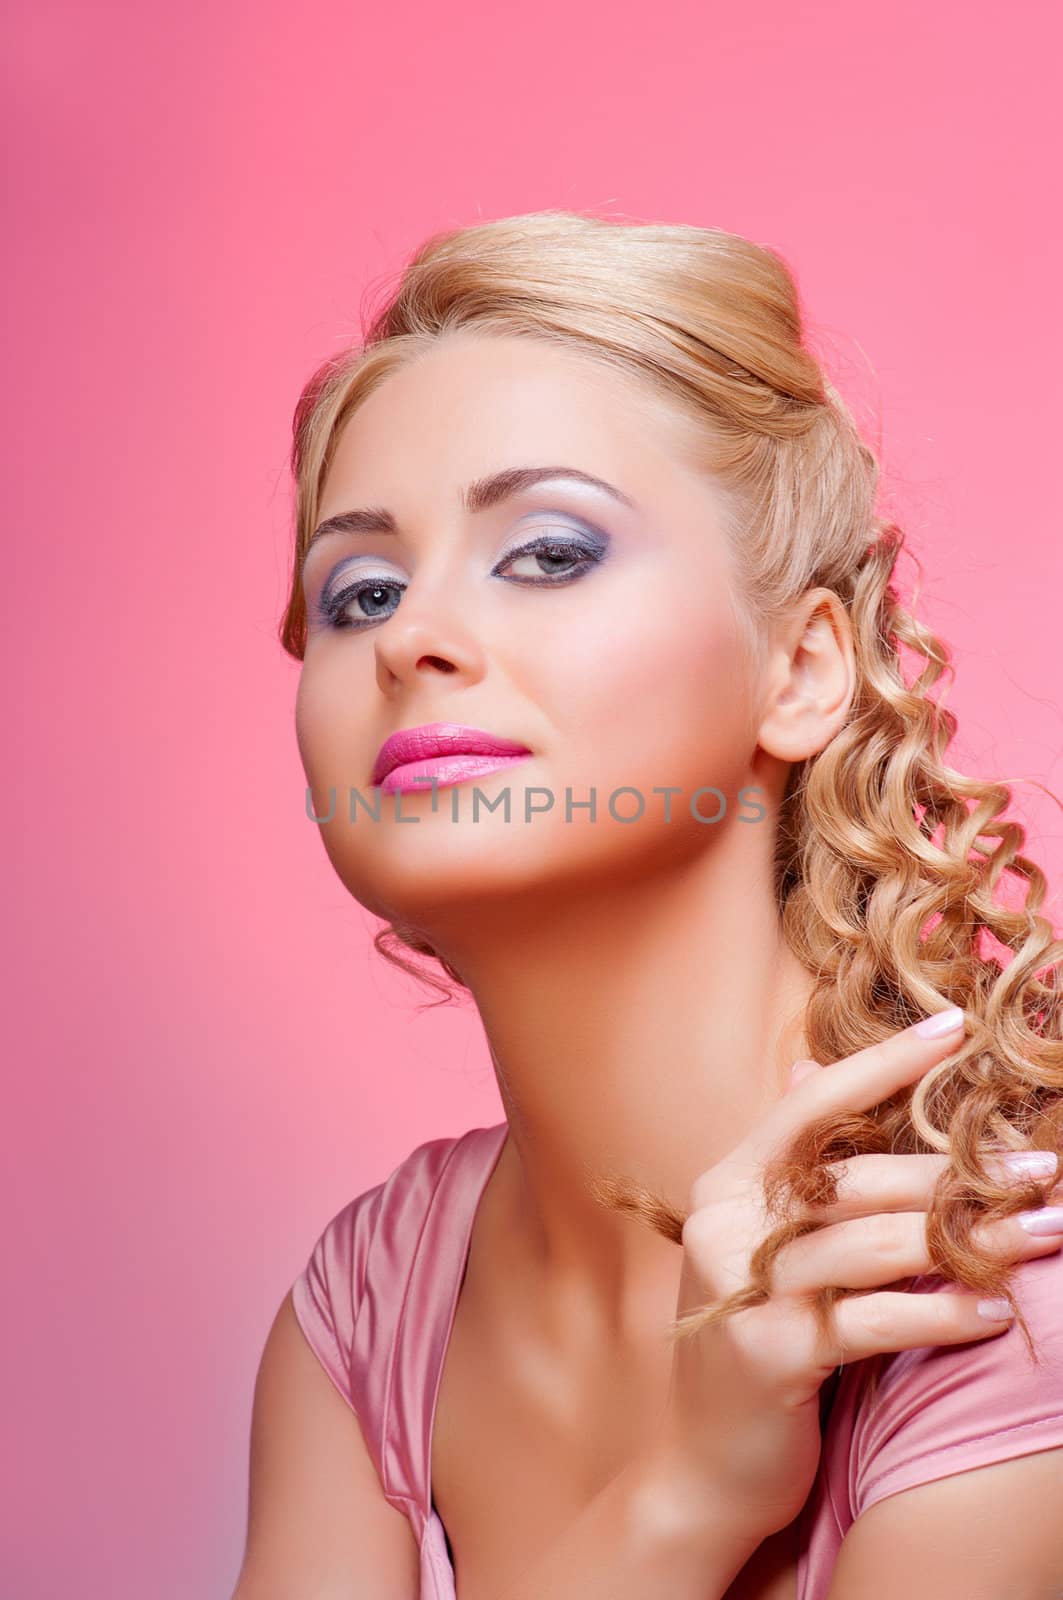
[234,211,1063,1599]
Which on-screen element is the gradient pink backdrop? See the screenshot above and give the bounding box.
[5,2,1062,1594]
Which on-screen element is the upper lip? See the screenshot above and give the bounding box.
[371,722,533,785]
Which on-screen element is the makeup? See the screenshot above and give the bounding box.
[372,722,533,795]
[379,751,532,796]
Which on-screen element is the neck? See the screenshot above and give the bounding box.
[423,811,816,1337]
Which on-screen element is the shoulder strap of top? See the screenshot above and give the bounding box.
[351,1121,508,1518]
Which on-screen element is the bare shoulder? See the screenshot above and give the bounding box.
[825,1446,1063,1598]
[231,1288,420,1600]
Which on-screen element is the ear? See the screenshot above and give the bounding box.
[755,587,856,764]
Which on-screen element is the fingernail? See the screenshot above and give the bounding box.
[913,1007,965,1038]
[976,1298,1015,1321]
[789,1059,818,1086]
[1018,1206,1063,1236]
[1003,1151,1059,1178]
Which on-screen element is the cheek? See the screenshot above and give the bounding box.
[295,665,399,917]
[295,656,372,791]
[529,585,755,798]
[294,663,395,913]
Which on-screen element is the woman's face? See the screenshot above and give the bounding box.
[295,331,770,929]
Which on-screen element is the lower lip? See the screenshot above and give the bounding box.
[378,752,533,795]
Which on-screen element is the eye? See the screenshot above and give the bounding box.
[314,572,407,631]
[492,525,607,586]
[310,521,608,634]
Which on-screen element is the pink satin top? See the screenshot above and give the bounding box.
[290,1122,1063,1598]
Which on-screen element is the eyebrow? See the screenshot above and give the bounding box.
[301,465,638,570]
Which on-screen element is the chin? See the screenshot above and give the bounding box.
[324,822,548,922]
[334,811,701,935]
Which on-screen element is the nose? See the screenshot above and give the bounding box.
[372,581,487,696]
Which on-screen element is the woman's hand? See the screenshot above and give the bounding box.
[649,1009,1062,1544]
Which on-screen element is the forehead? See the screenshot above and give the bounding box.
[317,331,711,518]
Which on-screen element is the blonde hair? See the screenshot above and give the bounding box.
[280,209,1063,1366]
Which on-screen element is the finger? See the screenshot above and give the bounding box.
[787,1059,822,1090]
[807,1148,1061,1225]
[827,1287,1017,1366]
[798,1153,950,1223]
[987,1149,1061,1192]
[769,1207,1063,1296]
[749,1009,968,1159]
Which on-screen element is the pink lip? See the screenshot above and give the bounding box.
[371,721,533,790]
[379,751,533,795]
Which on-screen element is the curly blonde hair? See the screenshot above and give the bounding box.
[280,209,1063,1368]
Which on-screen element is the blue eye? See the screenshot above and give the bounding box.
[491,531,606,585]
[314,574,407,631]
[312,524,607,633]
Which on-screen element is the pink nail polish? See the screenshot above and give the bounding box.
[913,1006,965,1038]
[1018,1206,1063,1235]
[1003,1151,1059,1178]
[976,1298,1014,1321]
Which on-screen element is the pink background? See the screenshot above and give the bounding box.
[6,2,1062,1593]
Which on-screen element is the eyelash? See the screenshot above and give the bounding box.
[313,530,607,633]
